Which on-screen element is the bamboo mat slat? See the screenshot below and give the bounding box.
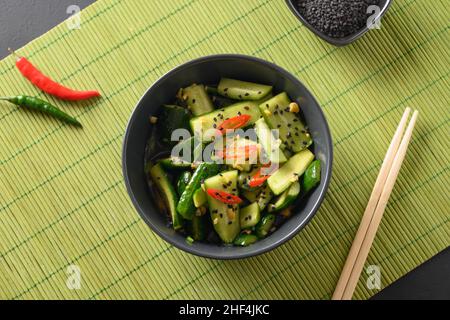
[0,0,448,300]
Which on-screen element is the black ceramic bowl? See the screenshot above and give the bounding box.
[122,54,333,260]
[286,0,392,46]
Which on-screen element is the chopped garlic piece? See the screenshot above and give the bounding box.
[289,102,300,113]
[150,116,158,124]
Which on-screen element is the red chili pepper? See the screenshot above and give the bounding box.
[207,189,243,205]
[217,114,251,134]
[11,50,100,101]
[248,164,276,188]
[216,144,259,159]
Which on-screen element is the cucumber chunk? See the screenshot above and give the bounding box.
[240,202,261,229]
[243,184,274,210]
[183,84,214,116]
[268,181,300,213]
[160,157,192,170]
[256,184,274,211]
[157,105,191,145]
[190,215,206,241]
[149,164,183,230]
[259,93,312,152]
[211,95,235,109]
[238,168,261,191]
[177,163,220,220]
[204,171,240,244]
[234,234,258,247]
[242,188,260,203]
[218,78,272,101]
[302,160,321,194]
[176,171,192,196]
[255,214,276,239]
[268,149,315,195]
[193,188,208,208]
[190,101,262,142]
[255,118,287,164]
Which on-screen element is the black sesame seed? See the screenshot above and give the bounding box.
[244,106,250,110]
[296,0,379,38]
[245,93,250,96]
[228,221,233,225]
[192,99,196,104]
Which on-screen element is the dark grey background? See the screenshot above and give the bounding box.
[0,0,448,300]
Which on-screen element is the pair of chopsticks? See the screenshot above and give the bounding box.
[332,107,419,300]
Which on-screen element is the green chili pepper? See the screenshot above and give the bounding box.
[0,95,82,127]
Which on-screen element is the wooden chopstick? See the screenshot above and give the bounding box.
[340,110,419,299]
[332,108,418,300]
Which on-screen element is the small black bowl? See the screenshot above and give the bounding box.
[122,54,333,260]
[286,0,392,46]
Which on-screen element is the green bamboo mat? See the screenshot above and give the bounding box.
[0,0,448,300]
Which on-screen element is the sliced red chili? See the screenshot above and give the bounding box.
[248,164,276,188]
[207,189,243,205]
[217,114,251,134]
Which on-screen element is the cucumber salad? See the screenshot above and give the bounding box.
[145,78,321,247]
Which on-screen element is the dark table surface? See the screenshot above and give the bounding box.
[0,0,448,300]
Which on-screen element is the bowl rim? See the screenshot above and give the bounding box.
[122,54,333,260]
[285,0,393,46]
